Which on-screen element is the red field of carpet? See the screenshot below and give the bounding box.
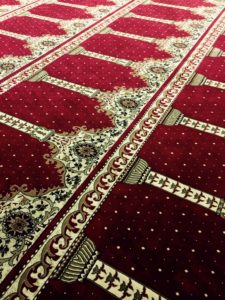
[0,0,224,299]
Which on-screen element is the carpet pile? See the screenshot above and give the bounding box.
[0,0,224,299]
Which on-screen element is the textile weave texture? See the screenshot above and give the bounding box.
[0,0,224,299]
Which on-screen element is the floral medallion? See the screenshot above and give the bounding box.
[119,98,139,109]
[150,66,167,74]
[173,42,188,49]
[2,211,35,239]
[74,143,98,159]
[1,63,15,71]
[41,41,56,47]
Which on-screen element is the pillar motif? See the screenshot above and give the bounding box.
[0,111,54,141]
[56,236,166,300]
[188,72,225,90]
[208,47,225,57]
[161,107,225,138]
[29,69,101,98]
[122,157,225,217]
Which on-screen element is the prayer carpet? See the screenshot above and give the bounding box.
[0,0,224,299]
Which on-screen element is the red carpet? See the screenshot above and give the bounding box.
[0,0,225,299]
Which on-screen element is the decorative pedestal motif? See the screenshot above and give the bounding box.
[122,157,225,217]
[56,236,166,300]
[161,107,225,138]
[188,72,225,90]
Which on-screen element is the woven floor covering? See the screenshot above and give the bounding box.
[0,0,225,299]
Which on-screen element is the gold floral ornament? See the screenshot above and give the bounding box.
[41,41,56,47]
[173,43,187,49]
[1,63,15,71]
[73,23,85,28]
[191,23,204,29]
[2,211,35,239]
[74,143,98,159]
[119,98,138,109]
[150,67,166,74]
